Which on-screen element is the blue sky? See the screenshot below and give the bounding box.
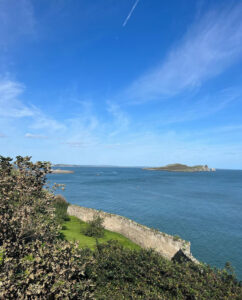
[1,0,242,168]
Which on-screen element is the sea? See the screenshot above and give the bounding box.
[48,167,242,280]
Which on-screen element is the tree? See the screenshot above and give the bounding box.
[0,156,94,299]
[83,215,105,238]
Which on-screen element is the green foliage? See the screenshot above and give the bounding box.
[0,156,93,299]
[83,215,105,238]
[53,194,70,224]
[1,240,94,299]
[0,156,58,258]
[61,216,141,250]
[89,241,242,299]
[0,155,242,299]
[173,234,181,241]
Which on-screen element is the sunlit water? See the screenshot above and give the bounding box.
[48,167,242,280]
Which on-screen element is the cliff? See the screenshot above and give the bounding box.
[67,205,198,263]
[144,163,216,172]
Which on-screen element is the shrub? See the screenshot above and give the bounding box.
[0,156,58,258]
[53,194,70,223]
[173,234,181,241]
[0,240,94,299]
[89,241,242,299]
[0,156,94,299]
[83,215,105,238]
[1,155,242,299]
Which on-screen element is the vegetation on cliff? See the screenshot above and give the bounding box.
[0,156,241,299]
[60,216,140,251]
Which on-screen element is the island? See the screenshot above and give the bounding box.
[143,163,216,172]
[51,169,74,174]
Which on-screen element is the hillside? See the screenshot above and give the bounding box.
[1,156,241,300]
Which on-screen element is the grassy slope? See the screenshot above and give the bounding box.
[60,216,141,251]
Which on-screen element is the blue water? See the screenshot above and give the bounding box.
[48,168,242,280]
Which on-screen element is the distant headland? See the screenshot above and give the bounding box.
[51,169,74,174]
[53,164,80,168]
[53,164,122,168]
[143,163,216,172]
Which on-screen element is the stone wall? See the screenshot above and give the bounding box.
[67,205,198,262]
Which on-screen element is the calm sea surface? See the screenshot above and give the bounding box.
[48,168,242,280]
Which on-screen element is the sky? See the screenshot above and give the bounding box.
[1,0,242,168]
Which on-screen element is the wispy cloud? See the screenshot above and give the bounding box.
[0,79,34,117]
[58,101,101,149]
[0,78,65,133]
[156,88,240,126]
[61,141,84,148]
[209,125,242,134]
[61,141,97,148]
[58,101,131,149]
[124,3,242,103]
[123,0,140,27]
[30,109,66,132]
[107,102,129,136]
[187,124,242,140]
[25,133,48,139]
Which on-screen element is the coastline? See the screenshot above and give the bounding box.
[67,204,199,264]
[51,169,74,174]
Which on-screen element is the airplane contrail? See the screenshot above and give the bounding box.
[123,0,140,27]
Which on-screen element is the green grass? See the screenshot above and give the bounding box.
[60,216,141,251]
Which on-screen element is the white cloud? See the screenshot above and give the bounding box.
[107,102,129,136]
[58,101,130,149]
[210,125,242,134]
[61,141,84,148]
[0,78,65,133]
[156,88,240,126]
[25,133,48,139]
[188,124,242,139]
[61,141,97,148]
[125,3,242,103]
[30,109,66,132]
[0,79,34,117]
[59,102,101,149]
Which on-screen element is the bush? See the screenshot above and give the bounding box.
[0,156,58,257]
[0,156,94,299]
[83,215,105,238]
[89,241,242,299]
[1,155,242,299]
[53,194,70,223]
[173,234,181,241]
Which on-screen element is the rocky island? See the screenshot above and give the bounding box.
[144,163,216,172]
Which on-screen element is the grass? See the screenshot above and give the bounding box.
[60,216,141,251]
